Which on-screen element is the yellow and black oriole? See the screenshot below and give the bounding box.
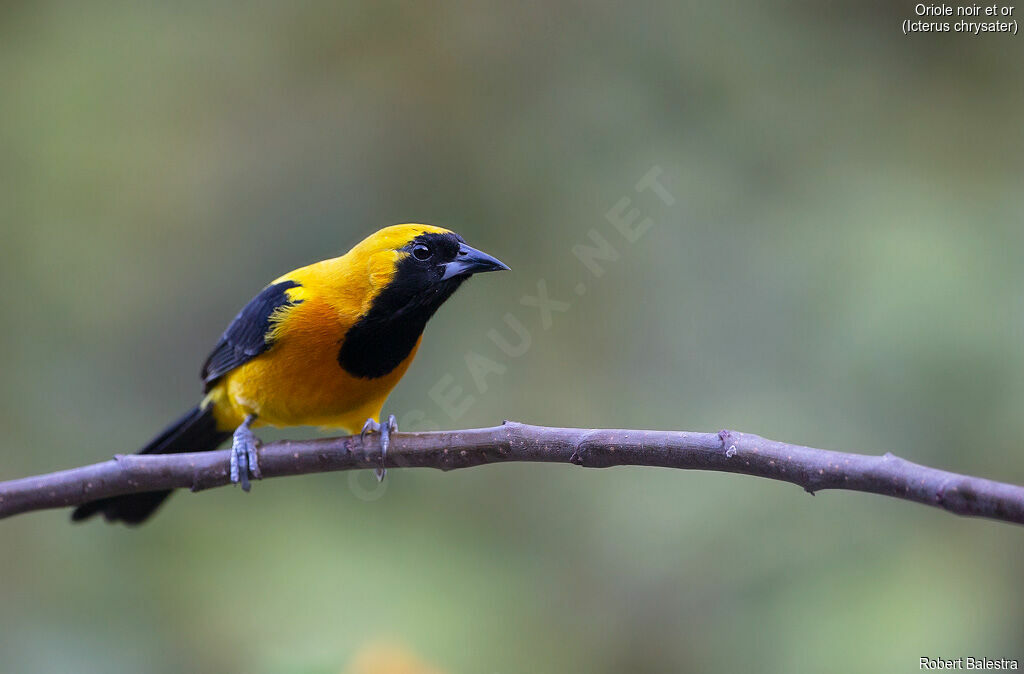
[73,224,508,524]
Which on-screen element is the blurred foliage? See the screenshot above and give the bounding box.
[1,1,1023,672]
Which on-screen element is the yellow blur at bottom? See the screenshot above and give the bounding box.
[345,642,446,674]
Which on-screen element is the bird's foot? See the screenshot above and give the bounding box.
[230,414,261,492]
[361,414,397,482]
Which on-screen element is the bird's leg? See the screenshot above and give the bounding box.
[230,414,260,492]
[361,414,397,482]
[379,414,397,482]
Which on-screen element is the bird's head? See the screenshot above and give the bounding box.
[334,224,509,379]
[351,223,509,319]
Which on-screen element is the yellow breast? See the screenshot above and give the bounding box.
[210,295,421,432]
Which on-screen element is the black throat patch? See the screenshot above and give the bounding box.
[337,233,467,379]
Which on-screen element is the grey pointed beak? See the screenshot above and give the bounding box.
[441,243,511,280]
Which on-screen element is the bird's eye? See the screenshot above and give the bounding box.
[412,244,432,261]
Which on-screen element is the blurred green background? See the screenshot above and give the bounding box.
[2,1,1023,672]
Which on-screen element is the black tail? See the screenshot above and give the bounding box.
[72,404,232,525]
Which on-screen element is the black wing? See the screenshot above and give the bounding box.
[201,280,302,391]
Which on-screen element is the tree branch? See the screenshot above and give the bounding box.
[2,422,1023,525]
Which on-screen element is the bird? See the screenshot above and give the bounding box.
[72,224,509,525]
